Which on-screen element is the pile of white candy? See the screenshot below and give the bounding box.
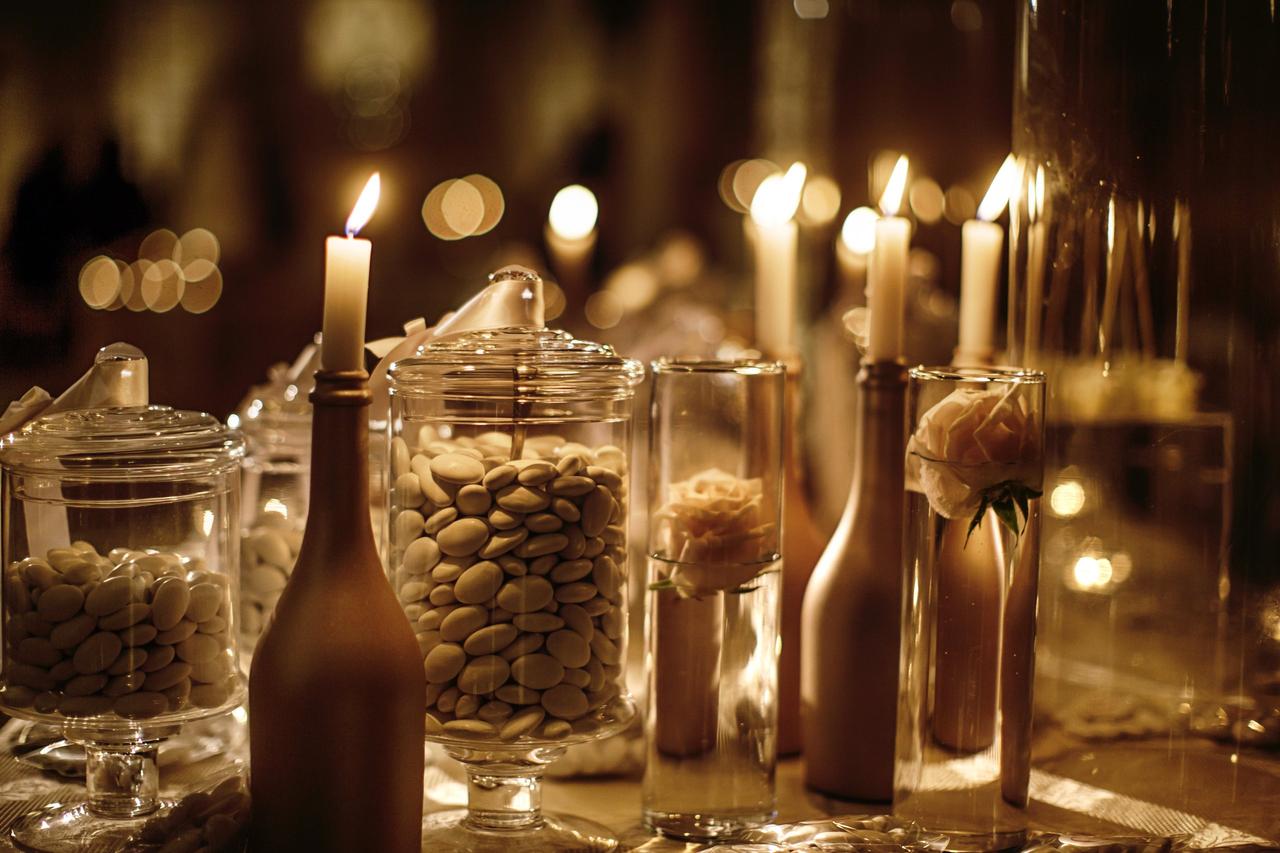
[2,543,239,720]
[125,775,250,852]
[389,429,629,741]
[238,514,303,645]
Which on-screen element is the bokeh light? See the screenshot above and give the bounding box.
[799,174,842,226]
[944,185,978,224]
[140,259,185,312]
[181,265,224,314]
[124,260,152,311]
[441,179,485,238]
[840,206,879,254]
[175,227,221,269]
[78,256,122,310]
[548,185,598,240]
[79,226,225,314]
[542,279,566,321]
[465,174,505,236]
[909,177,945,224]
[423,179,462,240]
[584,290,623,329]
[138,229,179,262]
[1049,480,1086,517]
[603,263,660,312]
[423,175,504,240]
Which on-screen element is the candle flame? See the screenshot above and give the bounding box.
[345,172,381,237]
[750,162,807,227]
[878,155,909,216]
[976,154,1019,221]
[548,184,599,240]
[840,206,879,254]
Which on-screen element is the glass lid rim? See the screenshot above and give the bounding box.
[651,357,785,376]
[908,364,1046,384]
[2,405,245,470]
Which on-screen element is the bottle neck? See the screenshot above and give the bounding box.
[303,370,375,555]
[846,360,908,517]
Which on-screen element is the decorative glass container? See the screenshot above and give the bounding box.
[231,340,316,656]
[387,295,643,851]
[642,358,785,841]
[895,367,1046,853]
[1010,4,1280,842]
[0,406,245,851]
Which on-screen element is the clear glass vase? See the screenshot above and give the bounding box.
[642,358,785,841]
[0,406,246,852]
[895,367,1046,853]
[1010,4,1280,843]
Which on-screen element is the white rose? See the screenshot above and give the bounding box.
[905,384,1042,520]
[652,468,776,597]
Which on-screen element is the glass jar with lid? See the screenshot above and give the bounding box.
[0,405,245,850]
[388,269,643,851]
[231,339,316,655]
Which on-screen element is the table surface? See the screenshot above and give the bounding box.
[0,718,1275,852]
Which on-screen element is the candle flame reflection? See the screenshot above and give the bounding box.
[976,154,1019,221]
[879,155,909,216]
[750,162,807,227]
[346,172,381,237]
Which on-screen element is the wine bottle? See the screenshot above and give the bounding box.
[249,369,425,852]
[801,360,906,801]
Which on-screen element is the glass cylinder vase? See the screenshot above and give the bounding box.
[1010,5,1280,843]
[894,367,1046,853]
[642,358,785,841]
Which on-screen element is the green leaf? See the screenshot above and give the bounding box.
[992,496,1021,538]
[648,578,676,592]
[964,494,991,548]
[1011,487,1030,526]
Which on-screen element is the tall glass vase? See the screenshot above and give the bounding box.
[642,359,785,842]
[895,367,1046,853]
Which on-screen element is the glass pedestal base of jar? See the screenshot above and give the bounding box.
[421,744,621,852]
[10,800,178,853]
[7,725,182,853]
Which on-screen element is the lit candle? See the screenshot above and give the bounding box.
[957,154,1018,366]
[750,162,807,357]
[867,155,910,362]
[322,173,380,371]
[836,206,877,306]
[545,184,598,308]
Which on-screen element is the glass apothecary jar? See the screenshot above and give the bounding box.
[0,406,245,850]
[388,305,643,851]
[230,342,316,655]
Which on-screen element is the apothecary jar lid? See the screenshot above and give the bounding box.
[390,326,645,403]
[0,406,245,480]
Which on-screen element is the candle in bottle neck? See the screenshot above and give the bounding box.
[322,172,380,371]
[868,155,910,362]
[957,154,1018,366]
[750,162,807,358]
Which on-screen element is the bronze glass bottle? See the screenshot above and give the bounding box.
[800,360,906,802]
[249,370,424,852]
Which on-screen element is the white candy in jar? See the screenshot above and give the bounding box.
[238,511,303,642]
[2,542,239,721]
[390,430,629,741]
